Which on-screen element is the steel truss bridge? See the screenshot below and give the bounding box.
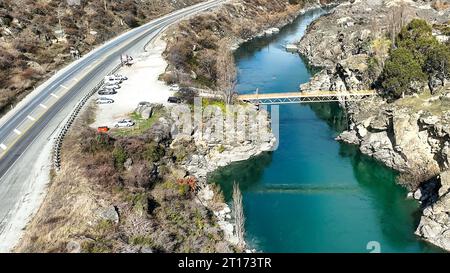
[237,90,377,105]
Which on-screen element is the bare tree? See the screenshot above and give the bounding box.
[216,41,237,105]
[387,0,409,48]
[233,182,245,249]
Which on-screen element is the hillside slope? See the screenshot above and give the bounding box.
[0,0,203,116]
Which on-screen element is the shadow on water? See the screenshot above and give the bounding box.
[208,152,273,200]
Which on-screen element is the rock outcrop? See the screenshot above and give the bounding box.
[415,169,450,251]
[168,104,276,250]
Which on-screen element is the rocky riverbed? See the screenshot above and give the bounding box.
[298,0,450,251]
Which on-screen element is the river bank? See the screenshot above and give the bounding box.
[298,0,450,251]
[208,2,445,252]
[161,0,343,91]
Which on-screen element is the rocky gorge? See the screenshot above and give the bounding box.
[298,0,450,251]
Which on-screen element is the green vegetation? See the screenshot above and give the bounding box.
[129,235,154,247]
[381,48,427,98]
[143,142,165,163]
[203,98,227,113]
[380,19,450,99]
[113,108,162,137]
[217,145,225,153]
[112,145,127,170]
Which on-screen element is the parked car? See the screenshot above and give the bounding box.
[98,89,117,95]
[114,119,135,128]
[105,74,127,81]
[168,96,181,103]
[104,79,122,85]
[103,83,120,90]
[169,84,180,91]
[114,74,128,80]
[96,97,114,104]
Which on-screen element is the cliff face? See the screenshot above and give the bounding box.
[298,0,450,251]
[298,0,450,93]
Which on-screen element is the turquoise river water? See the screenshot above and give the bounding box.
[209,8,442,253]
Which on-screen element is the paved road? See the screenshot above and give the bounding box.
[0,0,224,251]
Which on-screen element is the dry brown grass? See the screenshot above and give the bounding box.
[15,100,229,253]
[14,161,102,253]
[0,0,204,117]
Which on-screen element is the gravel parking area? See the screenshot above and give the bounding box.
[91,36,175,129]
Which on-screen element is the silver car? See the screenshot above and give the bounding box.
[113,119,135,128]
[103,84,120,90]
[96,97,114,104]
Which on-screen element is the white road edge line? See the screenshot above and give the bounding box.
[13,129,21,135]
[27,115,36,121]
[0,143,6,150]
[50,93,59,98]
[39,104,48,109]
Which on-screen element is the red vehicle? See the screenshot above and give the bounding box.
[97,126,109,133]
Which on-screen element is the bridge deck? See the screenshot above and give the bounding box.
[238,90,377,104]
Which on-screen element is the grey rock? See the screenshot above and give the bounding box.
[66,241,81,253]
[215,241,233,253]
[100,206,119,224]
[124,158,133,171]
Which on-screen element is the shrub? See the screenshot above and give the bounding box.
[112,145,127,170]
[168,40,195,70]
[381,47,427,98]
[177,87,198,104]
[424,43,450,88]
[14,37,40,54]
[197,30,218,49]
[143,142,165,163]
[397,19,438,64]
[124,15,140,28]
[0,50,14,70]
[79,130,114,154]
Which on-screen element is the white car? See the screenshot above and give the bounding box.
[96,97,114,104]
[114,119,135,128]
[103,84,120,90]
[114,74,128,80]
[105,79,122,85]
[106,74,128,81]
[169,84,180,91]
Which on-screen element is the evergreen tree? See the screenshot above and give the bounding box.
[381,47,426,98]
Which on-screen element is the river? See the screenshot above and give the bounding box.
[209,8,442,253]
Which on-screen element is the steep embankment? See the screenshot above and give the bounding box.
[15,100,275,253]
[298,0,450,251]
[0,0,203,116]
[161,0,339,92]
